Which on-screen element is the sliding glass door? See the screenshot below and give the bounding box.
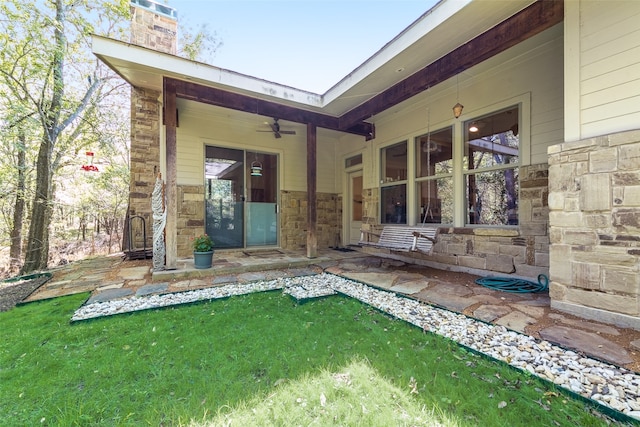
[204,146,278,249]
[246,151,278,247]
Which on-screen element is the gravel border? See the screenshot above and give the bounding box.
[71,273,640,421]
[0,274,51,312]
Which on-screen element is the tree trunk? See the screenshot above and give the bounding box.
[21,136,53,274]
[21,0,64,274]
[9,130,26,273]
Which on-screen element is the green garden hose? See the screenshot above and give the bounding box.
[475,274,549,293]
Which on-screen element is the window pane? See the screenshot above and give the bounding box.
[465,106,519,170]
[345,154,362,168]
[417,177,453,224]
[352,175,363,221]
[381,184,406,224]
[382,141,407,183]
[466,168,518,225]
[416,127,452,177]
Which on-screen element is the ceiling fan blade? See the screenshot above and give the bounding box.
[279,130,296,135]
[274,132,282,139]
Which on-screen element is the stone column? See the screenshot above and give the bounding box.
[548,129,640,329]
[127,0,177,252]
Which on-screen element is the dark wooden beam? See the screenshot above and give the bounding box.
[339,0,564,130]
[170,78,374,140]
[162,77,178,269]
[306,123,317,258]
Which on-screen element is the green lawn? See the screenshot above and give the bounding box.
[0,290,625,426]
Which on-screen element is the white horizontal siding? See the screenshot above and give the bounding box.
[578,1,640,137]
[580,1,640,45]
[582,62,640,96]
[175,109,339,193]
[175,131,203,185]
[581,44,640,81]
[582,79,640,109]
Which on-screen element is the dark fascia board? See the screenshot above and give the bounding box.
[169,78,375,140]
[338,0,564,131]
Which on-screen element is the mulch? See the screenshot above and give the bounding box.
[0,275,51,312]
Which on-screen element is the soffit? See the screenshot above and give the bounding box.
[93,0,536,118]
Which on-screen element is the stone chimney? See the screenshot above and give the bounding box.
[130,0,177,55]
[126,0,177,255]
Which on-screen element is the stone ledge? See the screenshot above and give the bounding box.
[551,300,640,331]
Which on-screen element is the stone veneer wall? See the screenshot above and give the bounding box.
[176,185,205,257]
[128,87,161,248]
[172,188,342,256]
[280,191,342,250]
[127,2,176,250]
[360,164,550,279]
[130,2,177,55]
[548,129,640,329]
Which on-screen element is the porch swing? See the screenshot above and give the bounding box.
[359,109,438,254]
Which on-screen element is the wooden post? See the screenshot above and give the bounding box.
[163,78,178,269]
[306,123,317,258]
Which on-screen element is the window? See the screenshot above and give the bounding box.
[345,154,362,168]
[415,127,453,224]
[381,141,407,224]
[464,106,519,225]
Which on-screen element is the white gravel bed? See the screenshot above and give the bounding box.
[72,273,640,420]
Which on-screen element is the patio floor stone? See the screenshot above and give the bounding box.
[539,326,633,366]
[86,288,134,304]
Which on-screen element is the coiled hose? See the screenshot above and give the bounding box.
[475,274,549,293]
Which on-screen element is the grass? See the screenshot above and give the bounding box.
[193,359,455,426]
[0,290,628,426]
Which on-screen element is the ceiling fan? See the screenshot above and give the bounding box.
[257,118,296,139]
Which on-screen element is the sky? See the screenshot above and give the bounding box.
[170,0,439,93]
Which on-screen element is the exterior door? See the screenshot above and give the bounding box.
[205,146,245,249]
[348,170,363,245]
[246,151,278,247]
[204,146,278,249]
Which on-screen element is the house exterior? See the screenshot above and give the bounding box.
[94,0,640,329]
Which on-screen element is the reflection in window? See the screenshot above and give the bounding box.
[381,141,407,224]
[464,106,519,225]
[382,141,407,182]
[345,154,362,168]
[381,185,407,224]
[417,178,454,224]
[416,127,452,177]
[352,175,363,221]
[416,127,453,224]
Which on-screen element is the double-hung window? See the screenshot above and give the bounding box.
[380,141,407,224]
[415,127,454,224]
[464,106,519,225]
